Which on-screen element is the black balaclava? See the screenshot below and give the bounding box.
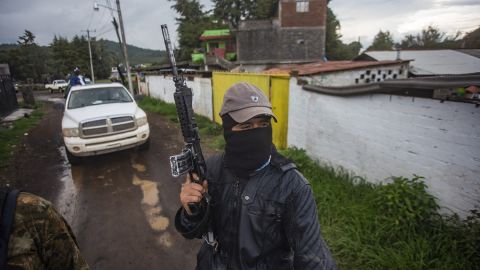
[222,114,272,179]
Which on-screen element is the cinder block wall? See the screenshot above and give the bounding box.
[236,26,325,62]
[288,78,480,218]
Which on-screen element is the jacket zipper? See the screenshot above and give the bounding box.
[229,177,242,269]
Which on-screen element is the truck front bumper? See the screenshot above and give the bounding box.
[64,124,150,157]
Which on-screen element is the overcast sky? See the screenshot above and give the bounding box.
[0,0,479,51]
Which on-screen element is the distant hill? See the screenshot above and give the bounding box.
[98,39,166,65]
[0,44,19,51]
[0,40,167,66]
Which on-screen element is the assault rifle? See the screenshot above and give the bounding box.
[161,24,208,214]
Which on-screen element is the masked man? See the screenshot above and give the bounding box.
[175,82,336,270]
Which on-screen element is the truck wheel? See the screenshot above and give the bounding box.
[66,148,82,165]
[49,88,53,93]
[139,138,150,151]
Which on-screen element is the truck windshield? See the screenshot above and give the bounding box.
[68,87,133,109]
[56,80,66,84]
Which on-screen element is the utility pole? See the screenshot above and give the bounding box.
[116,0,133,94]
[112,18,126,85]
[94,0,133,94]
[82,29,96,83]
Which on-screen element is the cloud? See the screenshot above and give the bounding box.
[434,0,480,7]
[1,0,478,51]
[0,0,212,50]
[329,0,480,48]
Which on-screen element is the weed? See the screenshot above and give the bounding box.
[138,96,224,150]
[0,103,44,168]
[281,147,479,270]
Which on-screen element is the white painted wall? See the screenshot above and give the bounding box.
[304,63,408,87]
[144,75,213,120]
[288,77,480,218]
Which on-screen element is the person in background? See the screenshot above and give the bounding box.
[69,67,85,87]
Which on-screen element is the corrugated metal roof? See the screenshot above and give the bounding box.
[361,50,480,76]
[263,60,408,75]
[456,49,480,59]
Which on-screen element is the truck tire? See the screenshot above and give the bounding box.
[66,148,82,165]
[49,88,53,93]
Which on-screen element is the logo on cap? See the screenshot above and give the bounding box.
[251,96,259,103]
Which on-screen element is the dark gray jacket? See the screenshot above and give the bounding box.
[175,151,336,270]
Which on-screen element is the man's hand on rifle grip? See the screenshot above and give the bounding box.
[180,173,208,216]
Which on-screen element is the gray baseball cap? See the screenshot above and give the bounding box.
[219,82,277,123]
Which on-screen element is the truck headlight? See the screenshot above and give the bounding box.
[62,127,79,137]
[136,116,148,127]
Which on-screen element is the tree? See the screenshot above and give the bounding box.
[325,4,342,58]
[325,1,362,60]
[211,0,278,28]
[212,0,251,28]
[368,30,394,51]
[250,0,279,20]
[9,30,48,82]
[418,26,445,48]
[170,0,225,61]
[399,25,462,49]
[462,27,480,48]
[17,30,36,45]
[400,34,417,49]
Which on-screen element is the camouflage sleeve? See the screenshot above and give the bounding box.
[8,193,89,270]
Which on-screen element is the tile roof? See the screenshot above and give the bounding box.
[263,60,409,75]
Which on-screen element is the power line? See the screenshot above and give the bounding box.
[96,11,112,33]
[95,27,114,38]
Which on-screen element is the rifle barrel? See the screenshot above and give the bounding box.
[161,24,178,77]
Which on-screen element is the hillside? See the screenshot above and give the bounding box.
[98,39,167,65]
[0,40,166,66]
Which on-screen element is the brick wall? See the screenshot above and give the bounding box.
[280,0,327,27]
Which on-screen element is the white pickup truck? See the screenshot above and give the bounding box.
[62,83,150,164]
[45,80,69,93]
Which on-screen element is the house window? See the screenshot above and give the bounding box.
[296,0,309,13]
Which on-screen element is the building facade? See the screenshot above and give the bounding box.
[236,0,327,63]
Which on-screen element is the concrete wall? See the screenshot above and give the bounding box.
[236,22,325,62]
[305,63,409,87]
[144,75,213,120]
[288,77,480,217]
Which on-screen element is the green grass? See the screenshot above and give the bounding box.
[137,96,479,269]
[0,103,44,168]
[281,147,480,270]
[137,96,225,151]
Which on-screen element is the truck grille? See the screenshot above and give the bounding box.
[80,116,136,138]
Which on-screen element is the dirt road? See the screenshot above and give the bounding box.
[1,92,202,269]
